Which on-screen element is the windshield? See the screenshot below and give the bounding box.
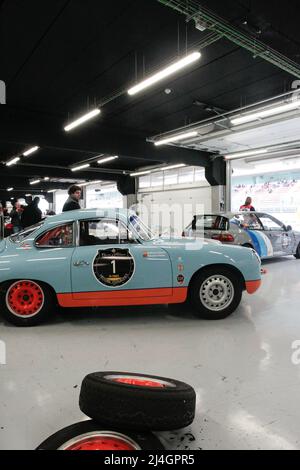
[128,214,155,241]
[9,222,44,243]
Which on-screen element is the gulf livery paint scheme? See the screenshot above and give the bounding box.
[0,209,261,326]
[184,212,300,260]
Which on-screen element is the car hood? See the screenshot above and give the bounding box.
[146,237,221,247]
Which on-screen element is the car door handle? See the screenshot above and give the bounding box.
[73,260,90,267]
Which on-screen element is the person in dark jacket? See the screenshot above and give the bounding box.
[10,201,23,233]
[62,185,82,212]
[21,197,42,228]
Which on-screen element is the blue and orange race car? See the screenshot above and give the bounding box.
[0,209,261,326]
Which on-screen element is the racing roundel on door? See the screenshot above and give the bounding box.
[93,248,135,287]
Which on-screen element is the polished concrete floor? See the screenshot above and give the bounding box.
[1,256,300,450]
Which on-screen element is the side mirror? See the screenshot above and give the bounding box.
[286,225,292,231]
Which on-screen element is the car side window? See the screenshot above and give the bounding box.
[79,219,134,246]
[232,214,262,230]
[259,215,284,231]
[35,223,74,247]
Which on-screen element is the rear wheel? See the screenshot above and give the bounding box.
[189,267,243,320]
[294,243,300,259]
[1,280,54,326]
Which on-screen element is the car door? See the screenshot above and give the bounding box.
[257,214,292,255]
[70,217,173,304]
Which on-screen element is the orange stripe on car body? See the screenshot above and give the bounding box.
[245,280,261,294]
[57,287,188,308]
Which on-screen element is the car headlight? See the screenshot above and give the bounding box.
[252,249,261,265]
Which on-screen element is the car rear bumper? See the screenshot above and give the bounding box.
[245,279,261,294]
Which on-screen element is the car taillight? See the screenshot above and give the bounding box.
[211,233,234,242]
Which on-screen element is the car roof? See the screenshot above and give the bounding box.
[194,212,265,219]
[44,208,130,225]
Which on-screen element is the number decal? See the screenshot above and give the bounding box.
[93,248,135,287]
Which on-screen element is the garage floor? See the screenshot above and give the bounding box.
[1,257,300,450]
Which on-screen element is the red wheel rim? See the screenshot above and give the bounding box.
[59,432,140,450]
[105,374,174,388]
[6,281,44,318]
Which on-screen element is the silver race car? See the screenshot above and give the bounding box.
[183,212,300,260]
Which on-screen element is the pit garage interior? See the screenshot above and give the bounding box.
[1,0,300,451]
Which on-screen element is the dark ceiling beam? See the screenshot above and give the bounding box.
[0,163,124,184]
[0,107,211,167]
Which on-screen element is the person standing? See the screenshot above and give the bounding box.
[240,197,255,212]
[9,201,23,233]
[21,197,42,228]
[62,185,82,212]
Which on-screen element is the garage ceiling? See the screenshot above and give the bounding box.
[1,0,300,198]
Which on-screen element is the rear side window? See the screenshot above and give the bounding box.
[35,223,74,247]
[9,222,44,243]
[192,215,228,230]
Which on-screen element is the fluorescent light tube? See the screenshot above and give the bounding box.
[64,109,101,132]
[7,187,13,191]
[128,52,201,96]
[154,131,198,146]
[30,179,40,185]
[225,149,268,160]
[44,177,49,181]
[97,156,118,164]
[71,164,90,172]
[231,100,300,126]
[160,163,186,171]
[23,146,39,156]
[47,189,57,193]
[130,170,152,177]
[6,157,20,166]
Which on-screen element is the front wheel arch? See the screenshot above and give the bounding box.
[188,264,246,293]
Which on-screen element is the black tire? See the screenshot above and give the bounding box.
[36,420,164,450]
[189,266,243,320]
[294,243,300,259]
[79,371,196,431]
[0,280,54,326]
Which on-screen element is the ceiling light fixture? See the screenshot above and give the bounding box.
[6,157,20,166]
[231,100,300,126]
[97,156,118,164]
[64,108,101,132]
[80,180,102,187]
[130,170,152,177]
[47,189,57,193]
[44,177,50,181]
[30,179,41,185]
[7,187,13,192]
[71,164,90,172]
[224,149,268,160]
[128,51,201,96]
[154,131,198,146]
[23,146,39,156]
[160,163,186,171]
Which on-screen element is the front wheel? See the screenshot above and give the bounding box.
[189,267,243,320]
[1,280,53,326]
[294,243,300,259]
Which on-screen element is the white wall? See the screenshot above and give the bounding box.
[137,185,212,236]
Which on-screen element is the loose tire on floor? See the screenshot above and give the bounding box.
[189,266,243,320]
[36,420,164,450]
[0,280,53,326]
[294,243,300,259]
[79,371,196,431]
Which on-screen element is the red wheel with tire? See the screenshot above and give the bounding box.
[79,371,196,431]
[36,420,164,450]
[1,280,54,326]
